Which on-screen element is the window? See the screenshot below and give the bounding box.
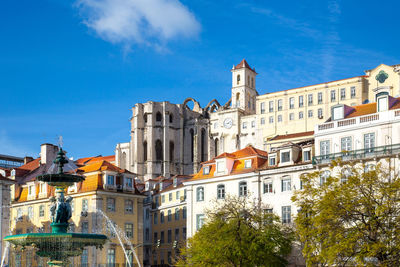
[82,199,88,212]
[196,187,204,201]
[156,112,162,121]
[217,184,225,199]
[82,221,89,233]
[168,229,172,243]
[237,74,240,84]
[282,206,291,224]
[196,214,205,230]
[239,181,247,196]
[145,209,150,220]
[155,140,163,161]
[351,86,356,98]
[341,168,351,184]
[320,140,330,158]
[303,150,311,161]
[378,96,388,112]
[260,102,265,114]
[107,248,116,267]
[161,231,165,243]
[183,207,187,219]
[269,101,274,112]
[341,137,352,151]
[143,141,148,161]
[269,156,276,165]
[107,198,115,212]
[308,110,313,118]
[242,122,247,129]
[161,195,165,203]
[39,183,46,194]
[269,116,274,124]
[168,210,172,221]
[320,170,330,186]
[154,232,158,244]
[161,211,165,223]
[364,133,375,152]
[39,205,45,217]
[260,117,265,125]
[107,175,115,185]
[176,191,180,200]
[263,180,273,193]
[289,97,295,109]
[332,106,344,120]
[125,200,133,214]
[17,208,22,221]
[289,113,294,120]
[217,161,224,172]
[81,249,88,267]
[125,177,133,188]
[28,184,35,196]
[175,228,180,240]
[281,152,290,163]
[169,193,172,201]
[299,111,304,119]
[278,115,282,122]
[145,228,149,241]
[278,99,283,111]
[340,88,346,100]
[251,120,255,128]
[331,90,336,102]
[28,206,33,220]
[175,208,180,220]
[244,159,252,168]
[169,114,173,123]
[299,95,304,107]
[214,122,218,129]
[318,108,323,118]
[125,223,133,238]
[308,94,313,105]
[318,92,323,104]
[281,177,291,192]
[183,227,187,239]
[154,212,158,224]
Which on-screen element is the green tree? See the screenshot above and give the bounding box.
[293,160,400,266]
[176,195,294,267]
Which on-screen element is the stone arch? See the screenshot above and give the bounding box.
[204,99,221,113]
[183,98,202,112]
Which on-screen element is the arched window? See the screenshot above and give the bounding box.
[341,168,352,184]
[169,141,174,162]
[251,77,254,88]
[201,128,207,162]
[169,114,173,123]
[160,211,165,223]
[168,209,172,221]
[237,74,240,85]
[214,138,219,157]
[239,181,247,196]
[196,187,204,202]
[155,140,163,161]
[175,208,180,220]
[217,184,225,199]
[190,129,194,163]
[156,112,162,122]
[144,113,148,123]
[247,75,250,86]
[143,141,148,161]
[236,93,240,107]
[183,206,187,219]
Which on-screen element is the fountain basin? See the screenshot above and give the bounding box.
[4,232,107,264]
[37,173,84,188]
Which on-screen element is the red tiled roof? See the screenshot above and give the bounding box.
[78,160,132,174]
[75,155,115,165]
[270,131,314,141]
[235,59,252,69]
[18,158,40,171]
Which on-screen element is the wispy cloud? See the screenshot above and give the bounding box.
[75,0,201,51]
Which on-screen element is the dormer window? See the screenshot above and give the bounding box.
[203,166,210,175]
[173,178,177,187]
[28,185,35,196]
[125,177,133,188]
[377,93,389,112]
[269,156,276,166]
[281,152,290,163]
[107,175,115,185]
[244,159,252,169]
[332,105,344,120]
[216,161,224,173]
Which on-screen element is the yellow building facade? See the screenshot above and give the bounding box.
[8,151,144,267]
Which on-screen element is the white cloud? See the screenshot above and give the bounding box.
[76,0,201,49]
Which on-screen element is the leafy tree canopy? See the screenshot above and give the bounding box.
[176,195,294,267]
[293,160,400,266]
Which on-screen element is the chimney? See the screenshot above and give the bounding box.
[40,143,58,165]
[24,156,34,165]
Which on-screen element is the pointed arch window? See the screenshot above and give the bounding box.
[155,140,163,161]
[143,141,148,161]
[237,74,240,85]
[156,112,162,122]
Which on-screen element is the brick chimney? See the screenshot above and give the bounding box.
[40,143,58,165]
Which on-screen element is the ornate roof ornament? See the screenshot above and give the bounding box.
[376,70,389,84]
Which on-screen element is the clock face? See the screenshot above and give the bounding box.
[223,118,233,129]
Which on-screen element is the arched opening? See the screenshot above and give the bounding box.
[144,113,148,123]
[155,140,163,161]
[201,128,207,162]
[236,93,240,108]
[169,141,174,162]
[169,114,173,123]
[214,138,219,157]
[247,75,250,86]
[156,112,162,122]
[237,74,240,85]
[143,141,148,161]
[190,129,194,163]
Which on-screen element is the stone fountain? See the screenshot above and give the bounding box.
[4,148,108,266]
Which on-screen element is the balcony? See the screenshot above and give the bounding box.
[313,143,400,165]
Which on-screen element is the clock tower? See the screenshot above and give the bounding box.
[231,59,258,115]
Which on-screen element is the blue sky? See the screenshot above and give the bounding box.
[1,0,399,159]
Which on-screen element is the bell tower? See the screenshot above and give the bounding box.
[231,59,258,114]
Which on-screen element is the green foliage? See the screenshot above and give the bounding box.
[176,195,294,267]
[293,159,400,266]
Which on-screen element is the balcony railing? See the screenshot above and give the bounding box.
[313,143,400,164]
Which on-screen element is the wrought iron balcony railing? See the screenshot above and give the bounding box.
[312,143,400,165]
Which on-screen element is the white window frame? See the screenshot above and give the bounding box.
[244,159,252,169]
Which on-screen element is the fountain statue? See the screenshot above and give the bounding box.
[4,147,108,266]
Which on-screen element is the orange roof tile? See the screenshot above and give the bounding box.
[78,160,131,174]
[75,155,116,165]
[270,131,314,141]
[18,158,40,171]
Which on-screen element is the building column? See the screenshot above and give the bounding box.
[163,104,170,177]
[193,123,200,173]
